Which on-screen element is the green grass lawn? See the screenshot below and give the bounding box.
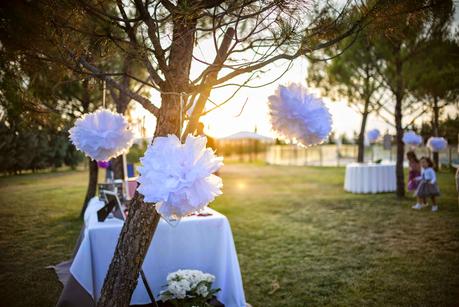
[0,164,458,307]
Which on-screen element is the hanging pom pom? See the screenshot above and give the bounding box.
[137,134,224,220]
[268,83,332,146]
[402,131,423,146]
[366,129,380,143]
[97,160,110,169]
[427,137,448,152]
[69,109,134,161]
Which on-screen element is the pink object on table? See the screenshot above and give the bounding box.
[127,179,138,199]
[97,161,109,169]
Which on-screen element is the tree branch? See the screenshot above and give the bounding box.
[76,55,159,116]
[134,0,169,77]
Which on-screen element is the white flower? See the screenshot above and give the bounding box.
[160,269,217,302]
[427,137,448,152]
[268,83,332,146]
[403,131,423,146]
[366,129,380,143]
[137,135,223,219]
[69,109,134,161]
[168,281,188,299]
[196,284,209,297]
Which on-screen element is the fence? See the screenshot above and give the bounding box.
[265,144,459,167]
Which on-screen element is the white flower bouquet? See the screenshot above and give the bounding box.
[159,269,221,307]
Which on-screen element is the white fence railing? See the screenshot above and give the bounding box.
[265,144,459,167]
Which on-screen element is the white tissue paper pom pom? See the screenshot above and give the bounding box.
[402,131,423,146]
[137,134,223,219]
[268,83,332,146]
[69,109,134,161]
[427,137,448,152]
[366,129,380,143]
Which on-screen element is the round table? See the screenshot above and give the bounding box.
[344,162,396,194]
[62,197,246,307]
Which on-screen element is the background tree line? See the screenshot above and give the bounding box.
[1,0,455,304]
[0,49,88,174]
[0,123,83,174]
[308,0,458,196]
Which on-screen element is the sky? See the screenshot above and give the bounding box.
[193,58,388,139]
[130,2,459,140]
[132,56,390,140]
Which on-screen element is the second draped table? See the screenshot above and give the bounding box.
[344,162,397,194]
[70,197,246,307]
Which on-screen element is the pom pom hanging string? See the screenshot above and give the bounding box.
[102,80,106,108]
[179,92,185,138]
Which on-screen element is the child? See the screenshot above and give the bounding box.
[413,157,440,211]
[406,151,421,193]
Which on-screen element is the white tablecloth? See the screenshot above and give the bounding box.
[344,162,396,194]
[71,197,246,307]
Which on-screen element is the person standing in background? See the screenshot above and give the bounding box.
[407,151,421,194]
[413,157,440,212]
[197,122,217,152]
[197,122,219,177]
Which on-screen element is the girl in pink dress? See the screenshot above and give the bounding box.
[406,151,421,193]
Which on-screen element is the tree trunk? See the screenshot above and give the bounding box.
[80,158,98,217]
[182,27,235,138]
[394,53,405,198]
[432,96,440,169]
[357,101,370,163]
[98,10,196,307]
[395,99,405,197]
[97,99,181,307]
[112,156,125,180]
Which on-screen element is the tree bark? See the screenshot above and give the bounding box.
[357,101,370,163]
[80,158,99,217]
[98,9,196,307]
[432,96,440,169]
[394,51,405,198]
[97,99,181,307]
[112,156,125,180]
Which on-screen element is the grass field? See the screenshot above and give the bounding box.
[0,164,458,307]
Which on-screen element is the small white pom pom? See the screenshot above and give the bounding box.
[69,109,134,161]
[268,83,332,146]
[427,137,448,152]
[366,129,380,143]
[402,131,423,146]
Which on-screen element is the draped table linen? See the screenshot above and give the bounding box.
[69,197,246,307]
[344,162,396,194]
